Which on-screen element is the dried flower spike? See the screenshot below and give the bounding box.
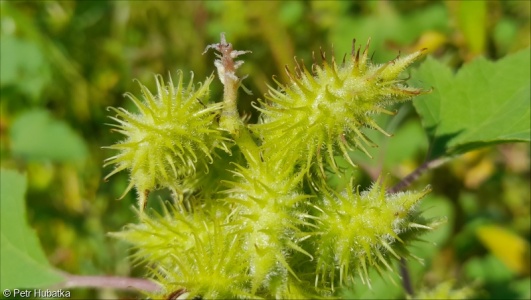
[203,33,252,134]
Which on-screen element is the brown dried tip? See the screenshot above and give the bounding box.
[166,289,189,300]
[293,56,302,77]
[203,33,251,84]
[142,189,150,210]
[354,46,360,63]
[363,37,371,57]
[284,65,294,81]
[391,51,401,64]
[331,44,336,65]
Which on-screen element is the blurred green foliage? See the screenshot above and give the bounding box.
[1,1,529,299]
[1,169,64,290]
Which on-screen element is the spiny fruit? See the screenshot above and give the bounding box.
[221,156,313,294]
[104,71,229,209]
[313,178,433,291]
[251,39,428,176]
[113,204,254,299]
[109,34,437,299]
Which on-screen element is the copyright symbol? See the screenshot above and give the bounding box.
[3,289,11,297]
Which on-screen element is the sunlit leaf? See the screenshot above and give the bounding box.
[412,49,531,158]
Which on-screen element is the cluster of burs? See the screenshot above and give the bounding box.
[106,35,435,299]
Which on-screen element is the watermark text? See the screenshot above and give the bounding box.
[3,289,71,298]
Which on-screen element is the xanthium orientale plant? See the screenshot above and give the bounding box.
[106,33,440,299]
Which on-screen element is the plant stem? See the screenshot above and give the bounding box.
[389,155,449,296]
[204,33,250,136]
[54,272,160,293]
[203,33,261,163]
[389,156,449,193]
[399,258,413,296]
[220,74,241,135]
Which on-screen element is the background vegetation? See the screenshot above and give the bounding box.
[1,1,529,299]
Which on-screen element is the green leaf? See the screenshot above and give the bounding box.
[10,110,88,162]
[412,49,531,158]
[0,35,51,102]
[0,169,64,289]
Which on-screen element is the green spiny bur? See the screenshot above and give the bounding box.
[113,204,254,299]
[104,71,229,209]
[107,34,436,299]
[221,157,312,294]
[251,39,427,176]
[314,178,432,290]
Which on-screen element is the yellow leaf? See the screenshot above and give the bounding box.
[411,31,447,54]
[476,224,530,275]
